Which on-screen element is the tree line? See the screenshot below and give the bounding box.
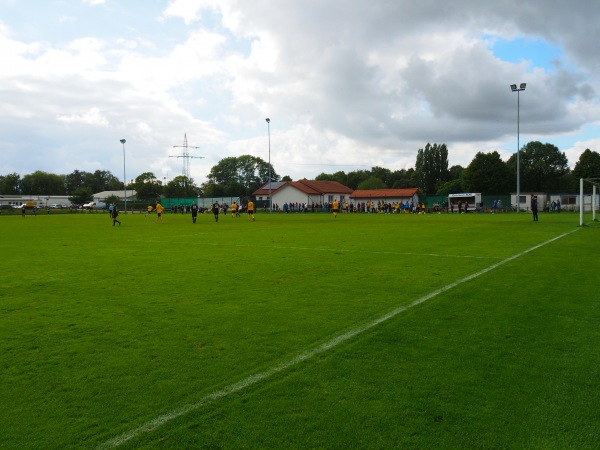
[2,142,599,202]
[0,156,278,204]
[316,142,600,195]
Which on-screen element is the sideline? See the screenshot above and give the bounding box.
[97,228,578,449]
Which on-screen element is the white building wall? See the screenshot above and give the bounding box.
[271,186,315,206]
[511,192,599,212]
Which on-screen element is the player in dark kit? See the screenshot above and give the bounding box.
[531,195,539,222]
[111,203,121,226]
[191,202,199,223]
[211,202,219,222]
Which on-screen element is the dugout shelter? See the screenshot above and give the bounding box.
[448,193,482,211]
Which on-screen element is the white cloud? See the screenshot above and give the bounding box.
[57,107,109,126]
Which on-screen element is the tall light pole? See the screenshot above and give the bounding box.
[510,83,526,212]
[266,118,271,212]
[120,139,127,212]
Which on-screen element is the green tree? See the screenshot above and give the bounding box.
[68,187,93,206]
[564,149,600,192]
[164,176,199,198]
[357,177,386,190]
[415,143,449,194]
[134,172,163,201]
[89,170,121,193]
[507,141,569,192]
[21,171,65,195]
[315,172,336,181]
[448,165,465,181]
[105,194,120,205]
[573,149,600,178]
[345,170,371,190]
[208,155,278,196]
[436,178,464,195]
[390,168,416,189]
[0,173,22,194]
[462,151,512,195]
[201,181,226,197]
[330,171,348,186]
[64,170,89,195]
[370,166,392,187]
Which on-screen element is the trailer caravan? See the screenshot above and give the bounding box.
[448,193,482,213]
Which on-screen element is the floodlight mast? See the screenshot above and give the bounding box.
[266,118,271,212]
[120,139,127,212]
[510,83,526,212]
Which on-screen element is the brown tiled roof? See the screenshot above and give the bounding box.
[252,181,290,196]
[350,188,419,198]
[252,179,353,196]
[294,179,353,194]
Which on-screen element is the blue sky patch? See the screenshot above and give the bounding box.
[487,35,563,72]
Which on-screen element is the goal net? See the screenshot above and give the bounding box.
[579,178,600,227]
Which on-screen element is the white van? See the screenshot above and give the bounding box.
[82,201,107,210]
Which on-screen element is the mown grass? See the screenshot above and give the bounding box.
[0,210,598,449]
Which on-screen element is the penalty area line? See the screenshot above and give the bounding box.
[97,228,578,449]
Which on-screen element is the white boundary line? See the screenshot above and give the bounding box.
[97,229,578,449]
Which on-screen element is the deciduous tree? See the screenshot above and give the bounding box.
[134,172,163,201]
[415,143,449,194]
[164,176,200,198]
[462,151,512,195]
[0,173,22,194]
[207,155,278,196]
[507,141,569,192]
[21,171,66,195]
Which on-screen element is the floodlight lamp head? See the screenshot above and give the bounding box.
[510,84,517,91]
[120,139,126,144]
[520,83,526,90]
[266,118,270,123]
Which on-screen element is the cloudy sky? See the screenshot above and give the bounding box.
[1,0,599,185]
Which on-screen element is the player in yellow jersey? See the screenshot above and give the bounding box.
[247,200,255,221]
[231,202,237,218]
[332,199,339,219]
[145,204,153,217]
[155,201,164,223]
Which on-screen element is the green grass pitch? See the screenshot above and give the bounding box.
[1,210,599,449]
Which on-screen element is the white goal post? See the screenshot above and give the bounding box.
[580,178,600,226]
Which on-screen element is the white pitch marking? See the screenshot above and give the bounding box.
[97,228,578,449]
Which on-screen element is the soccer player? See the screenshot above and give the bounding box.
[332,199,339,219]
[111,203,121,226]
[191,202,199,223]
[531,195,539,222]
[155,201,164,223]
[231,202,237,218]
[211,202,219,222]
[247,200,255,221]
[145,204,153,217]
